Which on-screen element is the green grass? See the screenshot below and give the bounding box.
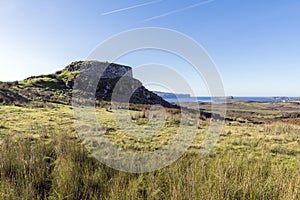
[17,69,79,91]
[0,103,300,199]
[19,77,60,89]
[56,70,79,87]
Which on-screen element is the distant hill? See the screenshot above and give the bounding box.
[153,91,191,99]
[0,61,176,108]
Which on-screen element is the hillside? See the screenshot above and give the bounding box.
[0,61,175,107]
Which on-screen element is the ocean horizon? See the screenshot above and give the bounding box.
[162,96,298,103]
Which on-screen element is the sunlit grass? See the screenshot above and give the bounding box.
[0,103,299,199]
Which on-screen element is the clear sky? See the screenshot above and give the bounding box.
[0,0,300,96]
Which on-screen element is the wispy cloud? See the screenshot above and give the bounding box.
[142,0,215,22]
[101,0,164,16]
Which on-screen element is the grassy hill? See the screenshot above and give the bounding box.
[0,61,175,107]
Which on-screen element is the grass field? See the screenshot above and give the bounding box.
[0,102,300,199]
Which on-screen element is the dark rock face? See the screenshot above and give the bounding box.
[71,61,176,108]
[90,76,174,108]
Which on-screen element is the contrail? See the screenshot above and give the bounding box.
[102,0,164,16]
[142,0,215,22]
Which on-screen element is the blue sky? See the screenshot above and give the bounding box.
[0,0,299,96]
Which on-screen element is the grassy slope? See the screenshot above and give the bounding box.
[0,69,79,106]
[0,103,299,199]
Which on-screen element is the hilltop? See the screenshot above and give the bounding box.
[0,61,175,107]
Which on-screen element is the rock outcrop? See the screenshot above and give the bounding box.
[65,61,133,79]
[0,61,176,108]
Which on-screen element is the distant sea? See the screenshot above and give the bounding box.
[162,97,293,103]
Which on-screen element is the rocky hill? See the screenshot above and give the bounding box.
[0,61,176,108]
